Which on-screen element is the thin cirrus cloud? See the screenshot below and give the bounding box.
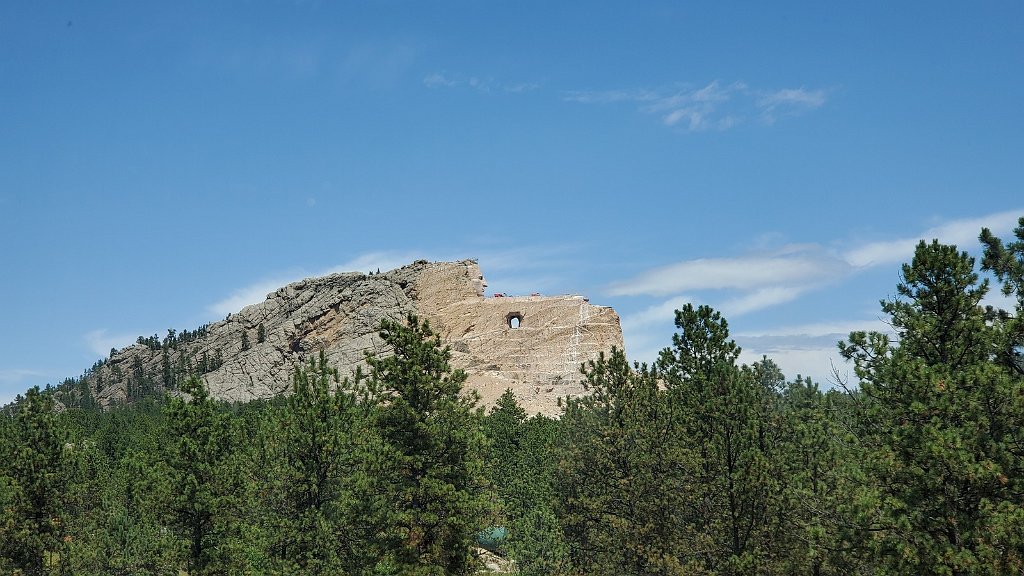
[719,285,811,318]
[613,247,847,366]
[609,209,1022,344]
[207,251,424,318]
[424,73,826,131]
[564,81,828,131]
[0,368,50,386]
[607,248,844,298]
[620,295,698,331]
[843,209,1022,268]
[732,319,895,385]
[734,319,895,355]
[756,88,827,123]
[609,209,1023,321]
[84,329,141,358]
[613,210,1021,376]
[423,72,539,93]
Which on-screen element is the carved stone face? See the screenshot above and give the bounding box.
[468,263,488,297]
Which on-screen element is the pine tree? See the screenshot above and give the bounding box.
[656,304,785,574]
[262,350,370,574]
[0,387,69,574]
[557,348,693,576]
[483,389,527,516]
[365,314,489,576]
[840,239,1024,574]
[774,377,867,575]
[165,377,247,574]
[981,217,1024,374]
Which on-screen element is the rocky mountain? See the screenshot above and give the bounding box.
[70,260,624,415]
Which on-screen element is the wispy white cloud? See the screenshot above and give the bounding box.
[423,72,463,88]
[843,209,1022,268]
[208,251,424,317]
[842,238,920,269]
[208,279,294,318]
[621,311,888,380]
[611,210,1023,383]
[758,88,827,109]
[737,345,848,386]
[565,81,826,131]
[734,319,891,339]
[645,81,747,130]
[83,329,138,357]
[620,295,698,332]
[611,209,1024,330]
[719,286,809,318]
[427,76,825,130]
[619,295,700,365]
[608,246,845,297]
[563,88,660,104]
[0,368,49,385]
[756,87,827,123]
[423,72,539,94]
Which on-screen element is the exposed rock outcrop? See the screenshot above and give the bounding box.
[85,260,624,415]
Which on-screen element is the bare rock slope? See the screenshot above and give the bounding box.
[87,260,623,415]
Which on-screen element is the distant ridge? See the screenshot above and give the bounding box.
[55,260,623,415]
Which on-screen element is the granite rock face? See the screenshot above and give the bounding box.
[87,260,624,415]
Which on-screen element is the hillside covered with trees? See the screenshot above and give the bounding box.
[2,219,1024,575]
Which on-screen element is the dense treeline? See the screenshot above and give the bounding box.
[42,322,229,412]
[1,316,487,575]
[3,220,1024,574]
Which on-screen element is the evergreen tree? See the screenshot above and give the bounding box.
[483,389,528,517]
[161,348,174,391]
[483,390,569,575]
[63,443,178,574]
[0,386,69,574]
[774,377,868,575]
[981,216,1024,374]
[507,414,568,576]
[557,349,693,576]
[366,314,489,576]
[165,377,248,574]
[262,350,370,574]
[656,304,784,574]
[840,239,1024,574]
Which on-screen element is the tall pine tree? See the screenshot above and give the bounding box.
[165,377,248,575]
[365,314,489,576]
[0,387,69,574]
[840,239,1024,574]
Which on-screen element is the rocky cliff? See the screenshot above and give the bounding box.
[80,260,623,415]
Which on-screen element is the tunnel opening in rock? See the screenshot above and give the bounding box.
[506,312,523,329]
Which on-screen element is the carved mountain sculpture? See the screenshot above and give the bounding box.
[85,260,624,415]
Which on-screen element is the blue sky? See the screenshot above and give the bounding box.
[2,2,1023,404]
